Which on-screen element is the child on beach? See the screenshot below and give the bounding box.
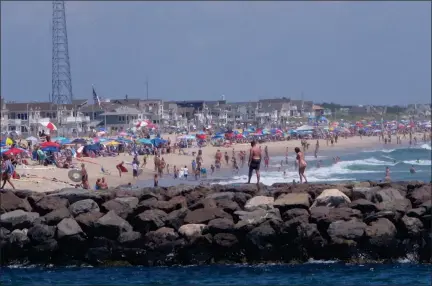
[154,174,158,187]
[132,161,138,179]
[182,165,188,180]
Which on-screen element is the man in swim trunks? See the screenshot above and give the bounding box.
[247,141,261,184]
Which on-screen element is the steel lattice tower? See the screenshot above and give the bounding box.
[51,1,73,104]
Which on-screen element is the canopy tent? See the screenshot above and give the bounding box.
[151,138,166,147]
[296,125,314,131]
[137,138,152,145]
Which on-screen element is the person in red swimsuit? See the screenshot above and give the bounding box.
[116,161,124,177]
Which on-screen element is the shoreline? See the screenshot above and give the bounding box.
[8,135,428,193]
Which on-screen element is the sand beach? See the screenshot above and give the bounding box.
[10,134,396,192]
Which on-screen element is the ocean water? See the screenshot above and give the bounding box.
[216,143,432,185]
[2,263,431,285]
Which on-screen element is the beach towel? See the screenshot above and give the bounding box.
[119,165,128,173]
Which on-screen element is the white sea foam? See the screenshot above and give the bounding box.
[306,258,338,264]
[420,143,431,150]
[403,160,431,166]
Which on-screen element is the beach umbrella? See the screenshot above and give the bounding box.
[26,136,39,143]
[41,122,57,131]
[41,146,59,152]
[68,169,82,183]
[5,138,13,146]
[105,141,120,146]
[4,147,27,156]
[41,141,60,148]
[71,138,87,145]
[1,147,10,154]
[137,138,152,145]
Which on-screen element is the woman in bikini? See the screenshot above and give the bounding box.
[294,147,308,183]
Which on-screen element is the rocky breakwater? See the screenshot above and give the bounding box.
[0,181,431,266]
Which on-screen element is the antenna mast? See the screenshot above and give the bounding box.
[51,1,73,104]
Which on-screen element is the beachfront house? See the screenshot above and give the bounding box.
[1,97,9,133]
[98,106,151,132]
[4,99,90,136]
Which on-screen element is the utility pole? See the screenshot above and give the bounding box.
[146,77,149,100]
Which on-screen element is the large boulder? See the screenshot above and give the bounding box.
[75,211,104,235]
[115,188,159,201]
[400,215,423,237]
[364,210,401,225]
[351,186,381,201]
[215,199,241,214]
[94,210,133,239]
[43,207,72,225]
[245,222,278,260]
[117,231,142,247]
[274,193,312,211]
[178,224,206,237]
[349,199,379,214]
[310,207,362,230]
[206,192,235,201]
[184,208,232,224]
[165,208,188,230]
[144,227,179,247]
[203,218,235,235]
[27,224,56,244]
[56,218,84,239]
[311,189,351,208]
[0,210,40,230]
[48,188,115,204]
[377,199,412,214]
[372,188,404,203]
[235,208,281,227]
[69,199,100,217]
[244,196,274,211]
[407,185,432,207]
[364,218,398,257]
[33,196,69,215]
[0,190,32,213]
[327,219,366,243]
[282,208,310,221]
[101,197,138,219]
[134,209,167,233]
[8,229,30,251]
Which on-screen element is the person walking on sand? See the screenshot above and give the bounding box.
[247,141,261,184]
[116,161,124,177]
[295,147,308,183]
[132,160,139,179]
[81,163,89,189]
[1,155,16,190]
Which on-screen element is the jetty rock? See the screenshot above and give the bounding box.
[0,181,431,266]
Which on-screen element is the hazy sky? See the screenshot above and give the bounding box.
[1,1,431,105]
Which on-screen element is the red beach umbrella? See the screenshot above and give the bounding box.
[40,141,60,148]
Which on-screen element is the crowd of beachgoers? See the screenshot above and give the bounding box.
[0,118,430,192]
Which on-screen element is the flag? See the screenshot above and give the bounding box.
[93,86,101,107]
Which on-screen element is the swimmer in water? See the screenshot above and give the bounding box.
[410,165,416,174]
[316,160,322,168]
[283,170,287,177]
[385,166,391,182]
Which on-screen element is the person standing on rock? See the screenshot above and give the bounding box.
[247,141,261,185]
[295,147,308,184]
